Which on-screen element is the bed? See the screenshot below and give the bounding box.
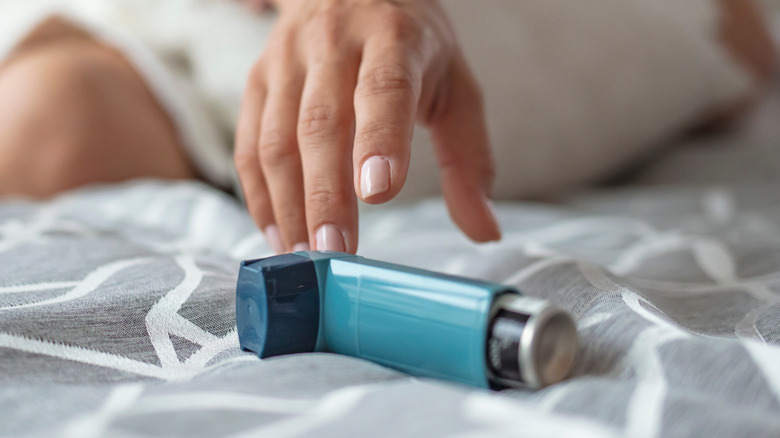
[2,78,780,437]
[3,6,780,436]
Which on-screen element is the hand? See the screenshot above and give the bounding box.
[234,0,500,254]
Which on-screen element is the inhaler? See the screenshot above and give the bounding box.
[236,251,578,389]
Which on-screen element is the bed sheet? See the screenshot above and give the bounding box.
[1,169,780,437]
[3,24,780,434]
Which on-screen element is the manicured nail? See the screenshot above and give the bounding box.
[315,224,345,252]
[485,198,502,241]
[292,242,310,252]
[264,225,285,254]
[360,156,391,199]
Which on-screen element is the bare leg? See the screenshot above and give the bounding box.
[0,17,198,199]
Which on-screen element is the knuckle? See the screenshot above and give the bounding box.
[378,5,419,37]
[372,6,428,60]
[267,28,297,55]
[298,104,347,139]
[262,31,299,75]
[355,121,401,147]
[307,10,343,48]
[246,60,268,90]
[233,148,258,173]
[437,154,460,174]
[440,154,495,185]
[357,63,416,98]
[258,130,298,168]
[276,28,298,50]
[307,185,350,211]
[376,7,427,53]
[274,208,304,229]
[248,59,265,81]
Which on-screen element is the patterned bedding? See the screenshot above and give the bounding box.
[2,50,780,436]
[2,170,780,437]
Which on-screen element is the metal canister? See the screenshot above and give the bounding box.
[486,294,578,388]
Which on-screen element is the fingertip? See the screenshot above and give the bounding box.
[358,155,392,203]
[292,242,310,252]
[356,152,411,205]
[314,223,348,253]
[264,224,286,254]
[463,196,502,243]
[480,198,502,242]
[443,181,502,244]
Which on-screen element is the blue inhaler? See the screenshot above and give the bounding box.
[236,251,578,389]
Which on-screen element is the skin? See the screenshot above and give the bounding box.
[234,0,500,254]
[0,1,774,253]
[0,17,195,198]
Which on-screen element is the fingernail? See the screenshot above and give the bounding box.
[315,224,346,252]
[292,242,310,252]
[264,225,286,254]
[360,156,391,199]
[485,198,502,241]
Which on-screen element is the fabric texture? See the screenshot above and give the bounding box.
[1,2,779,437]
[2,83,780,435]
[2,174,780,437]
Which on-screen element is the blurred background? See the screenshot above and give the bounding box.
[1,0,779,201]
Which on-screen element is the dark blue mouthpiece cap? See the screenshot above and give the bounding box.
[236,253,320,358]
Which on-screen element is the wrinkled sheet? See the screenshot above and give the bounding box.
[3,32,780,434]
[1,172,780,437]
